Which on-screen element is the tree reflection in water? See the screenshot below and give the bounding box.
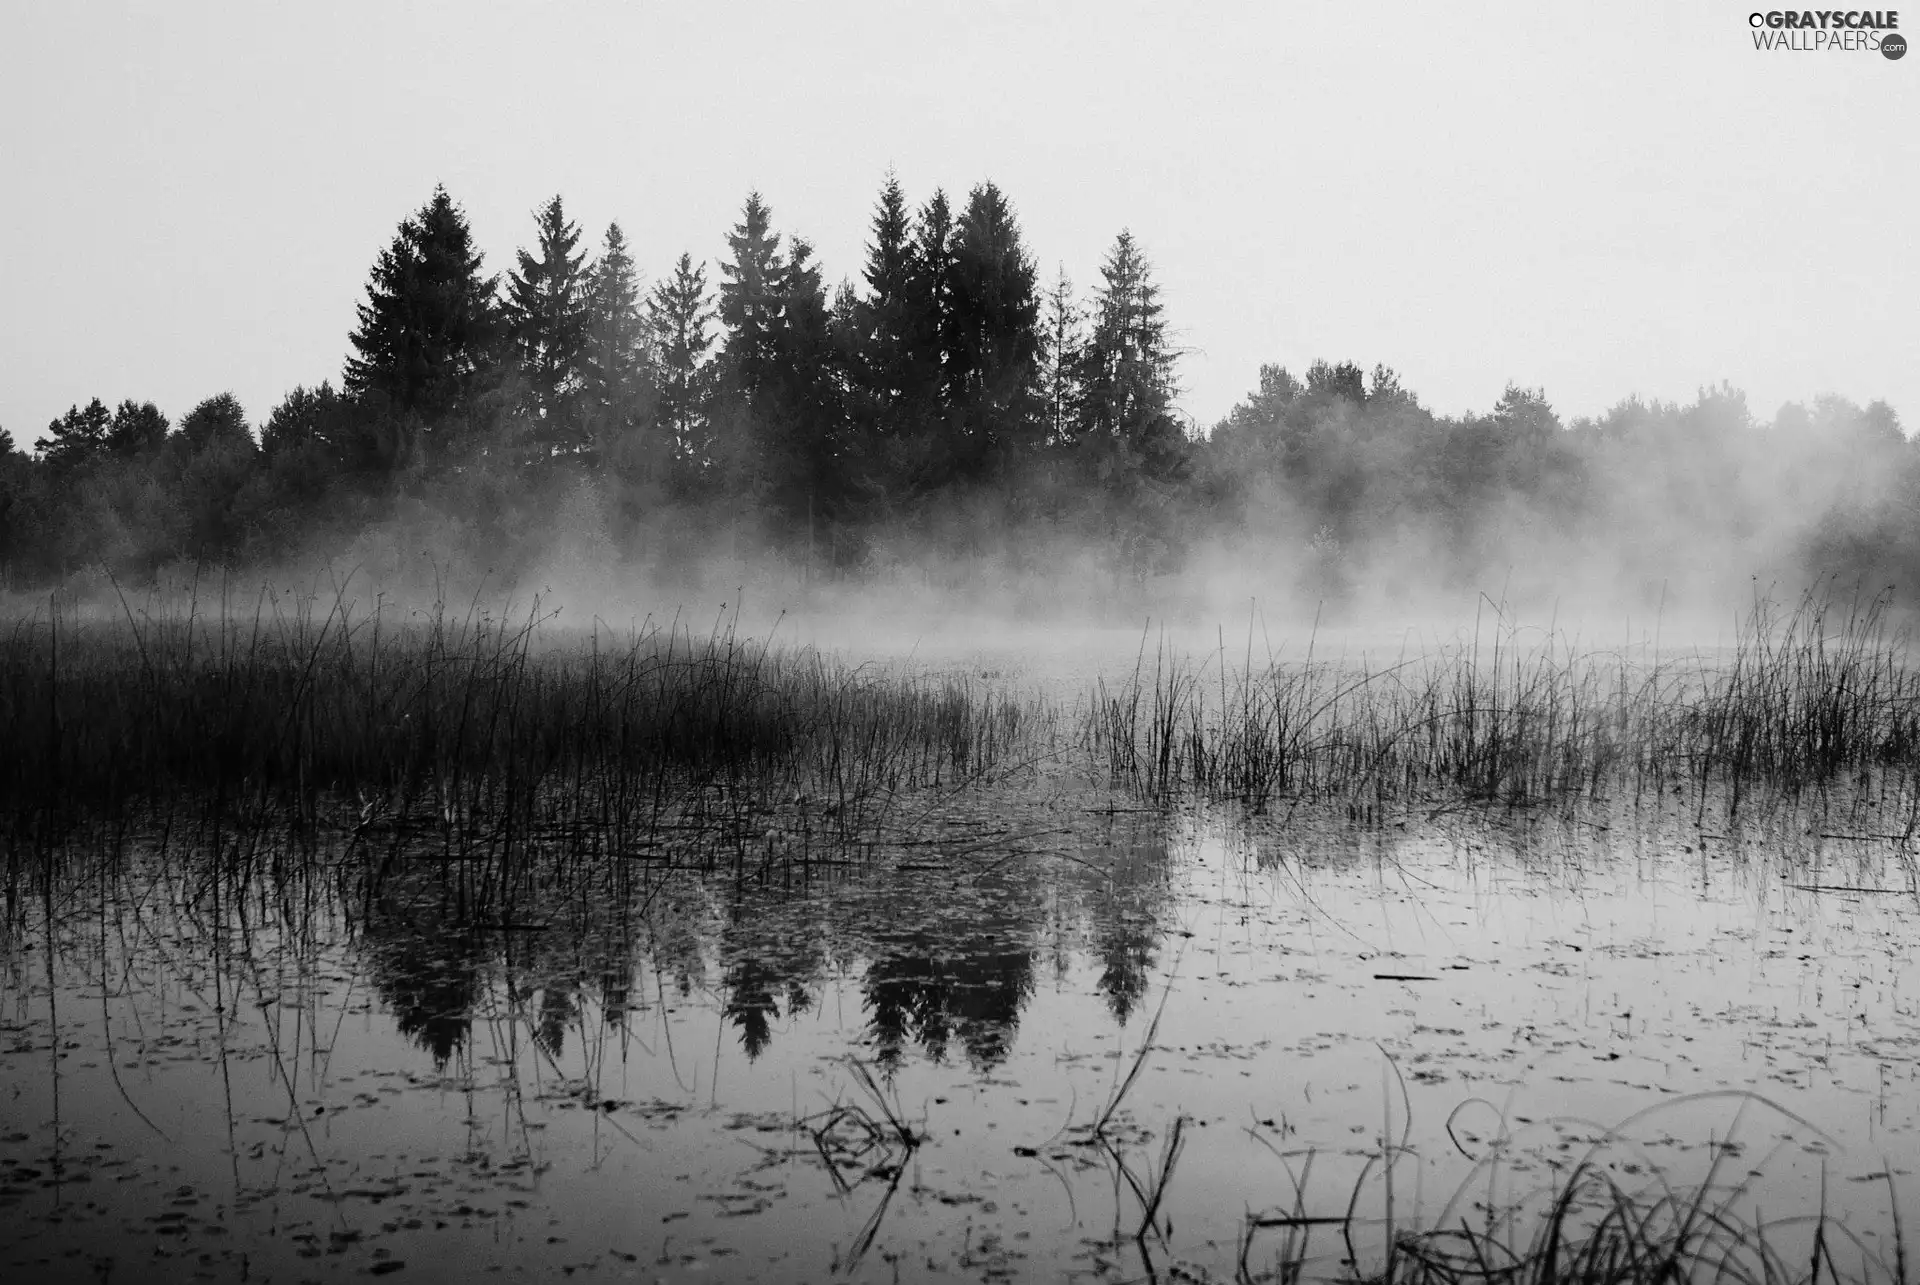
[356,820,1178,1073]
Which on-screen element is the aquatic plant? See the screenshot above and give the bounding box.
[1084,589,1920,817]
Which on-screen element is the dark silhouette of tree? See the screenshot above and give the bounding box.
[1040,265,1082,448]
[854,173,917,407]
[911,189,956,418]
[344,185,500,452]
[716,194,847,523]
[36,398,111,471]
[583,222,656,472]
[648,252,717,481]
[504,196,592,453]
[944,182,1042,480]
[106,400,169,458]
[717,191,789,402]
[1074,230,1182,482]
[847,173,926,506]
[176,393,252,452]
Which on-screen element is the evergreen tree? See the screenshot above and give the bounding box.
[1074,230,1181,478]
[503,195,592,453]
[945,182,1042,477]
[106,400,169,457]
[582,222,654,460]
[344,185,500,447]
[910,190,956,416]
[1039,265,1082,447]
[762,235,848,520]
[648,253,717,479]
[717,192,788,400]
[853,172,918,411]
[715,193,848,517]
[35,398,111,470]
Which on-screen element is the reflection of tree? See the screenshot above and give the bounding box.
[364,906,482,1068]
[1096,912,1157,1024]
[719,896,827,1061]
[1083,841,1171,1024]
[863,932,1034,1070]
[723,956,781,1060]
[535,983,576,1060]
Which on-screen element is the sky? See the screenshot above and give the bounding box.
[2,0,1915,451]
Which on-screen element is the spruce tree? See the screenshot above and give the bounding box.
[854,172,917,410]
[945,182,1041,478]
[583,222,653,459]
[910,190,955,417]
[1075,230,1180,477]
[345,185,500,440]
[1040,266,1082,447]
[504,195,593,453]
[647,253,717,479]
[715,193,850,516]
[717,192,788,401]
[764,235,848,520]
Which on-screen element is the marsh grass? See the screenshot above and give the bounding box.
[0,579,1053,877]
[1085,589,1920,817]
[1232,1090,1905,1285]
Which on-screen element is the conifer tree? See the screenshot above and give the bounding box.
[35,398,111,470]
[647,253,717,479]
[1074,230,1181,477]
[717,192,788,401]
[106,400,169,457]
[910,190,955,416]
[1040,266,1082,447]
[583,222,653,457]
[945,182,1041,477]
[345,185,500,442]
[854,172,917,411]
[716,193,849,517]
[504,195,593,452]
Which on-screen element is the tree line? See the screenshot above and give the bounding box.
[1,176,1911,605]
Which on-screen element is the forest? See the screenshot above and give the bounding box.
[2,176,1912,616]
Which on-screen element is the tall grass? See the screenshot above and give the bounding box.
[1085,590,1920,814]
[0,581,1051,866]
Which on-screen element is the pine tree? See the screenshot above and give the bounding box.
[583,222,653,460]
[345,185,500,442]
[1040,265,1082,448]
[106,400,169,457]
[1075,230,1180,478]
[36,399,111,470]
[647,253,717,480]
[503,195,593,453]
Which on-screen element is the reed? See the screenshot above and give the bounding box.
[0,581,1054,873]
[1083,589,1920,814]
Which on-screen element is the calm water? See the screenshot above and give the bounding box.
[4,789,1919,1282]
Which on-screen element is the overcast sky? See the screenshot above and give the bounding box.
[3,0,1915,450]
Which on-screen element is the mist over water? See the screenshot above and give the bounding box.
[5,162,1918,1284]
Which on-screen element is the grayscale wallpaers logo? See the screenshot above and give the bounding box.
[1747,9,1905,53]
